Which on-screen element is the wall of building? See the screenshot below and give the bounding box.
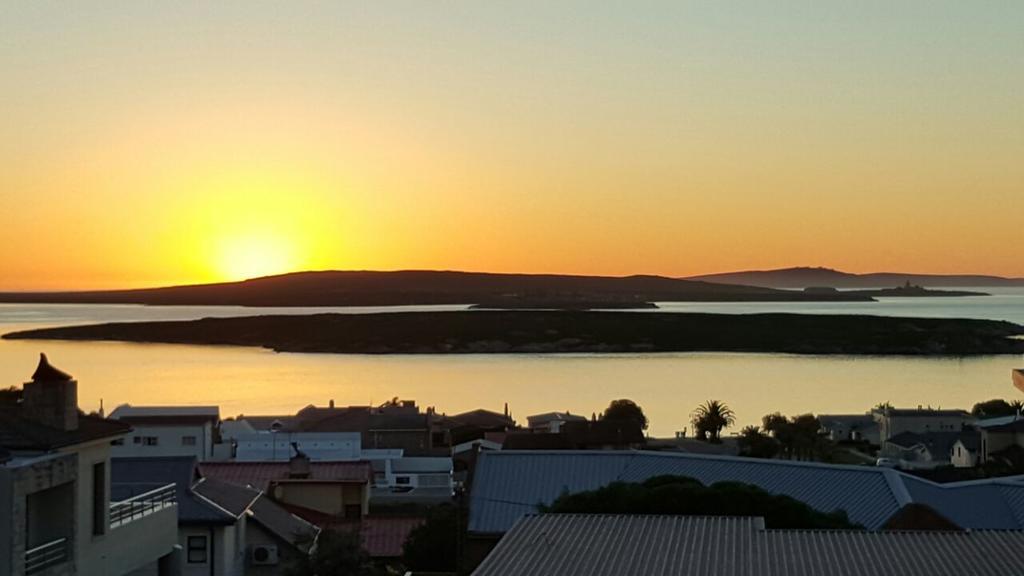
[951,442,977,468]
[112,424,213,461]
[245,523,306,576]
[878,414,970,444]
[271,483,367,518]
[0,452,78,576]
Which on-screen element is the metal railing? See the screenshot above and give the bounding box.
[25,538,68,575]
[109,483,176,529]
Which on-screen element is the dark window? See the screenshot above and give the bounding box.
[92,462,106,535]
[181,436,197,446]
[187,535,208,563]
[133,436,141,444]
[111,438,124,446]
[143,437,159,446]
[395,476,411,485]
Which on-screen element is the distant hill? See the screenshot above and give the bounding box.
[687,267,1024,289]
[0,270,875,307]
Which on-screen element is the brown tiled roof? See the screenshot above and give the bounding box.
[0,409,130,451]
[198,461,372,491]
[277,503,423,558]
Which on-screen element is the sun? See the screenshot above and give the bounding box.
[216,233,297,281]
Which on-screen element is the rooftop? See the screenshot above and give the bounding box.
[472,514,1024,576]
[109,405,220,421]
[0,409,130,451]
[468,450,1024,534]
[198,460,373,491]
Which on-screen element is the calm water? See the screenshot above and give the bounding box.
[2,292,1022,437]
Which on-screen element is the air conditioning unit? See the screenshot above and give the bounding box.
[251,545,279,565]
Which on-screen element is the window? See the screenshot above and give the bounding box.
[395,476,411,485]
[92,462,106,535]
[143,437,159,446]
[111,438,124,446]
[181,435,197,446]
[133,436,141,444]
[187,535,208,563]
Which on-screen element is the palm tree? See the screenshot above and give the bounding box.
[690,400,736,443]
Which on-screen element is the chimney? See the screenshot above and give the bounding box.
[288,442,311,479]
[329,399,335,409]
[22,353,78,431]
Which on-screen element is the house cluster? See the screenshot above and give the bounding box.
[1,354,647,576]
[821,381,1024,471]
[6,354,1024,576]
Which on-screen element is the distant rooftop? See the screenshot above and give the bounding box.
[472,514,1024,576]
[199,460,373,491]
[109,405,220,420]
[881,407,970,417]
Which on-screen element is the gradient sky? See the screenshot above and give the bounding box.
[2,2,1022,290]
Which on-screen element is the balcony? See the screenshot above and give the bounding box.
[110,483,176,529]
[25,538,68,575]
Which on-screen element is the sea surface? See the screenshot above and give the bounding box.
[1,289,1022,437]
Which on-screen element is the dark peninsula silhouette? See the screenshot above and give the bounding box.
[688,267,1024,289]
[6,312,1022,356]
[0,270,877,307]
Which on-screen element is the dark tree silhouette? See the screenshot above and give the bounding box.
[542,475,857,529]
[737,425,780,459]
[601,399,648,431]
[972,399,1017,418]
[402,504,461,573]
[285,529,380,576]
[691,400,735,442]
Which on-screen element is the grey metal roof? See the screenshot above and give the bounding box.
[111,456,235,525]
[468,450,1024,534]
[468,451,907,533]
[471,514,1024,576]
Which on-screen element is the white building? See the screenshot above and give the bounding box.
[873,407,973,445]
[1,354,180,576]
[109,406,220,462]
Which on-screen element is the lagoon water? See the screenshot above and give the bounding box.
[2,290,1023,437]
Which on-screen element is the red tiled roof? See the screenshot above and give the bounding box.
[198,461,372,491]
[278,503,424,558]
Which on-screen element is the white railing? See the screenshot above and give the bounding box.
[25,538,68,575]
[110,483,176,529]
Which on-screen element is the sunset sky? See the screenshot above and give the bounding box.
[2,2,1022,290]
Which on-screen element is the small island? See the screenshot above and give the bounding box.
[805,282,989,298]
[5,311,1023,356]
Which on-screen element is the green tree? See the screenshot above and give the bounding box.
[761,412,831,461]
[601,399,648,431]
[402,504,461,573]
[542,475,856,529]
[972,399,1016,418]
[737,425,780,459]
[690,400,735,443]
[285,529,380,576]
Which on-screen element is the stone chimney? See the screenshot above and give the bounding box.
[22,353,78,431]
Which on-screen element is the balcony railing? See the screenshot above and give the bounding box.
[110,483,176,529]
[25,538,68,575]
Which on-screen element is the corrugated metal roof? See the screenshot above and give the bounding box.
[472,514,1024,576]
[468,451,907,533]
